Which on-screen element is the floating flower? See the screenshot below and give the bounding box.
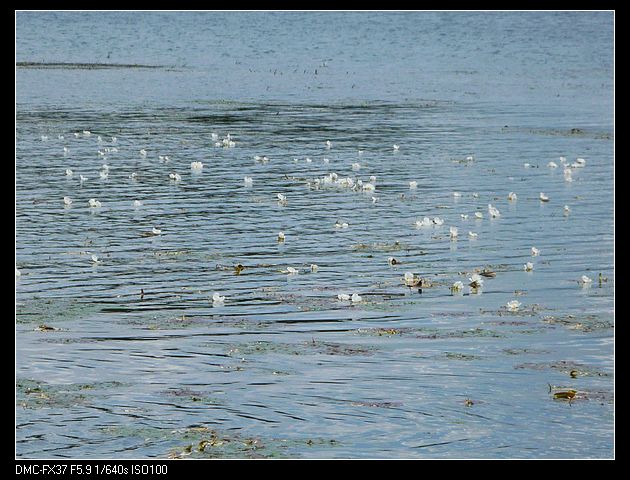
[277,193,287,204]
[508,192,517,201]
[133,200,143,208]
[564,205,571,215]
[169,173,181,181]
[468,231,478,238]
[388,257,399,266]
[335,220,349,228]
[91,254,100,264]
[474,211,483,219]
[451,281,464,292]
[488,204,500,217]
[393,144,400,151]
[409,181,418,189]
[524,262,534,271]
[326,140,332,149]
[468,273,484,289]
[351,293,362,303]
[88,198,101,208]
[212,292,225,305]
[139,149,147,156]
[337,293,351,301]
[190,161,204,170]
[415,217,431,228]
[63,196,72,206]
[433,217,444,226]
[65,169,73,177]
[506,300,521,311]
[539,192,549,202]
[579,275,593,285]
[152,227,162,235]
[449,226,458,238]
[277,231,285,242]
[461,214,469,220]
[531,247,540,256]
[548,161,558,168]
[352,163,361,171]
[285,267,299,275]
[310,264,319,272]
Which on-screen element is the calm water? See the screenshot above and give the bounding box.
[15,11,614,459]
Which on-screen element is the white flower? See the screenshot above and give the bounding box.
[461,214,469,220]
[468,231,478,238]
[393,144,400,151]
[91,255,100,264]
[133,200,143,208]
[559,156,568,165]
[277,231,285,242]
[129,172,138,179]
[506,300,521,311]
[65,169,73,176]
[575,157,586,166]
[531,247,540,256]
[409,181,418,189]
[388,257,399,266]
[474,211,483,219]
[80,175,88,182]
[449,226,458,238]
[83,130,91,137]
[169,173,181,181]
[404,272,418,286]
[352,163,361,171]
[488,204,500,218]
[88,199,101,208]
[539,192,549,202]
[325,140,332,149]
[469,273,484,288]
[524,262,534,271]
[453,192,461,197]
[63,196,72,205]
[285,267,299,275]
[451,281,464,291]
[337,293,351,301]
[564,205,571,214]
[190,161,204,170]
[139,149,147,156]
[212,292,226,304]
[351,293,362,303]
[277,193,287,203]
[152,227,162,235]
[433,217,444,226]
[547,161,558,168]
[310,264,319,272]
[508,192,517,201]
[523,163,531,168]
[244,176,253,186]
[335,221,349,228]
[415,217,431,228]
[99,170,109,179]
[579,275,593,285]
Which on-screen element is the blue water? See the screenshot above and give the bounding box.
[16,11,614,459]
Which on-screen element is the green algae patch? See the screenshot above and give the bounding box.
[16,379,126,409]
[226,339,377,357]
[442,352,484,361]
[414,327,504,340]
[541,314,614,333]
[103,424,337,459]
[514,360,611,378]
[16,297,102,324]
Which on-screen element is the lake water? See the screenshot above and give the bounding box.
[15,11,614,459]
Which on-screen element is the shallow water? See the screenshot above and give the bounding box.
[16,11,614,459]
